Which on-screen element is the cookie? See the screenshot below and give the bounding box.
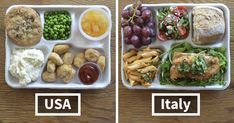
[5,7,42,46]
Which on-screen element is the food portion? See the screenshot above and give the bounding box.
[85,48,101,62]
[170,53,220,80]
[43,11,71,40]
[57,64,76,83]
[123,47,162,86]
[78,63,100,85]
[121,0,156,48]
[53,44,70,55]
[42,46,106,85]
[81,9,109,37]
[42,44,76,83]
[9,48,44,85]
[157,6,189,41]
[97,55,106,72]
[5,7,42,46]
[160,42,227,86]
[192,6,225,45]
[73,53,85,68]
[76,49,106,84]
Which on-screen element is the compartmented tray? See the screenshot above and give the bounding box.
[121,3,230,90]
[5,5,112,89]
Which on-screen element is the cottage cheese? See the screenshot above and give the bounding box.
[9,48,45,86]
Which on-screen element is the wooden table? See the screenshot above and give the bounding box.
[0,0,115,123]
[119,0,234,123]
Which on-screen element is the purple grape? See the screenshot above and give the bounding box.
[121,19,128,27]
[142,9,152,21]
[135,17,144,26]
[144,16,154,24]
[136,10,141,16]
[131,35,141,48]
[147,21,155,28]
[123,26,132,37]
[150,28,156,37]
[149,16,154,22]
[141,26,151,37]
[121,10,129,19]
[140,6,149,12]
[133,25,141,35]
[142,37,152,45]
[124,37,131,44]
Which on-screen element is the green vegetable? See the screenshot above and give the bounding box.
[191,55,207,74]
[141,72,153,83]
[160,42,227,86]
[43,11,71,40]
[157,7,171,21]
[177,60,190,73]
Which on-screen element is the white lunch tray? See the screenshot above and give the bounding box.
[121,3,230,90]
[5,5,112,89]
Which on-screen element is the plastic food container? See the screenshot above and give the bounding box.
[79,8,112,41]
[121,3,230,90]
[77,62,102,85]
[5,5,112,89]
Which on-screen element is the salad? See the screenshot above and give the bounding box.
[157,6,190,41]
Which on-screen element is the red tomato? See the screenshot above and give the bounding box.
[176,6,187,11]
[173,6,187,17]
[178,26,188,38]
[178,26,186,36]
[157,32,167,41]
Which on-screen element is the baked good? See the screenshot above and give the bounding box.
[192,6,225,45]
[5,7,42,46]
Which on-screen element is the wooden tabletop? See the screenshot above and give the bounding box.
[119,0,234,123]
[0,0,115,123]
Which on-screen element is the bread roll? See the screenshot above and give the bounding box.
[192,6,225,45]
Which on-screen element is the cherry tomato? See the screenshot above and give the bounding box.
[157,32,168,41]
[178,26,187,36]
[176,6,187,11]
[178,26,188,38]
[173,6,187,17]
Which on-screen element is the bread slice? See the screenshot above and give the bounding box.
[192,6,225,45]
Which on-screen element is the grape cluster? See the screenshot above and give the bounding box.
[121,1,156,48]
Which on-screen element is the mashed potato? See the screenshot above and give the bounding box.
[9,48,44,86]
